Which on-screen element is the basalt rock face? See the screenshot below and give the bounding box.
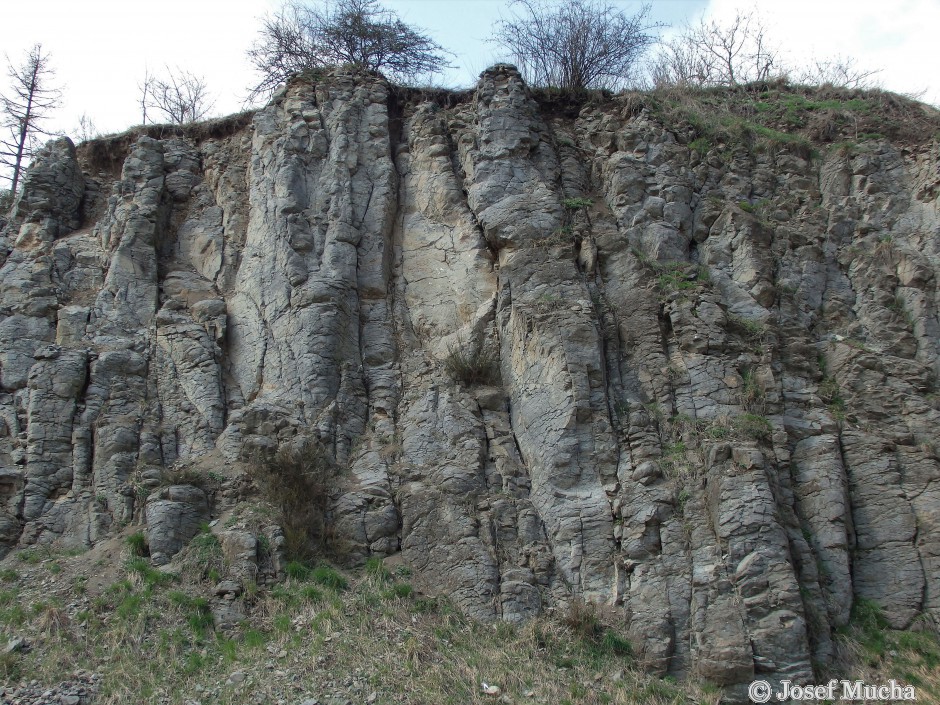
[2,65,940,693]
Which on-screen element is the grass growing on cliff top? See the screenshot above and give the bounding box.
[623,80,940,156]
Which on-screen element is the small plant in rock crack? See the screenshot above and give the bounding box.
[738,369,766,414]
[530,226,575,249]
[676,487,692,515]
[737,198,771,220]
[889,294,917,329]
[819,375,847,421]
[735,413,773,441]
[652,261,710,296]
[534,293,565,313]
[159,466,218,490]
[870,235,896,267]
[562,197,593,211]
[726,313,767,341]
[444,339,500,387]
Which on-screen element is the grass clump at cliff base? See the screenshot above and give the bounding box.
[828,598,940,702]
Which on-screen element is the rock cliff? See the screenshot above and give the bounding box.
[1,65,939,694]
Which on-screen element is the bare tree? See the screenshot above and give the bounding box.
[139,66,214,125]
[650,11,779,88]
[246,0,451,102]
[492,0,662,91]
[246,3,317,102]
[139,67,154,125]
[0,44,61,199]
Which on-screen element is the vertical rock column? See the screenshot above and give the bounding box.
[78,137,169,536]
[224,71,402,563]
[390,101,499,619]
[456,66,617,602]
[0,138,85,553]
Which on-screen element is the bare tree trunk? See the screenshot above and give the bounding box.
[11,62,38,199]
[1,44,59,198]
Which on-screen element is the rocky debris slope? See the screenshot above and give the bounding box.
[1,65,939,695]
[0,670,98,705]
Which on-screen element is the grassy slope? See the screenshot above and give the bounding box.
[1,540,939,704]
[0,540,723,705]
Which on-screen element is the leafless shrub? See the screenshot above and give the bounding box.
[650,12,884,95]
[72,113,99,144]
[649,10,780,88]
[248,438,338,561]
[797,55,881,90]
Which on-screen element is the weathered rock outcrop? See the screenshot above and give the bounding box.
[2,66,939,694]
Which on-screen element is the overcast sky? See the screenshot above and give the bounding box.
[0,0,937,143]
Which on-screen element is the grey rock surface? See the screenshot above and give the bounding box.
[145,484,210,565]
[1,65,939,691]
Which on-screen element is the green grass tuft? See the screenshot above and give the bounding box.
[285,561,312,581]
[365,557,392,582]
[127,557,174,588]
[311,565,348,591]
[562,197,593,210]
[126,532,148,557]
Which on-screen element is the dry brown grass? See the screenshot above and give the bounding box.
[443,340,500,387]
[4,548,939,704]
[0,550,725,705]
